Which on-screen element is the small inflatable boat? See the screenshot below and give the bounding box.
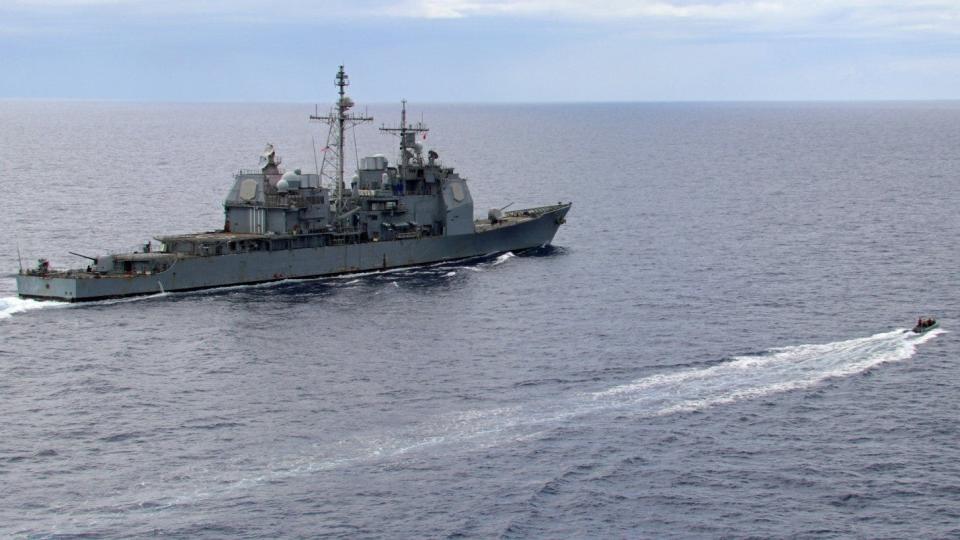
[912,317,939,334]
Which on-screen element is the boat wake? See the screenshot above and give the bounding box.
[589,328,943,415]
[0,296,69,320]
[86,327,942,518]
[359,329,946,457]
[94,291,171,306]
[0,289,181,321]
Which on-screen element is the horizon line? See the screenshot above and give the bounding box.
[2,97,959,106]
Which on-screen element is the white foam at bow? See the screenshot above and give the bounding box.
[492,252,516,266]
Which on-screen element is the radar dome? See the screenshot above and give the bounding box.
[279,171,302,193]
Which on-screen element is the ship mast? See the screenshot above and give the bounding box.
[310,65,373,219]
[380,99,428,179]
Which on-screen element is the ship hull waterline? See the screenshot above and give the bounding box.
[17,204,570,302]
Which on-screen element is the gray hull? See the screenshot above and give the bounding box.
[18,204,569,302]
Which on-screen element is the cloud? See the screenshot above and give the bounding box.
[4,0,958,41]
[387,0,960,37]
[392,0,786,20]
[2,0,959,100]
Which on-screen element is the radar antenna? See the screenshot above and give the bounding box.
[310,65,373,220]
[379,99,429,179]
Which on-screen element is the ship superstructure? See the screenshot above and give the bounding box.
[17,66,571,302]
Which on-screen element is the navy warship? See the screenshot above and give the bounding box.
[17,66,571,302]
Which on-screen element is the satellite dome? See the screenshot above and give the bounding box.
[279,170,301,192]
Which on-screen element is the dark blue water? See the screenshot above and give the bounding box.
[1,101,958,538]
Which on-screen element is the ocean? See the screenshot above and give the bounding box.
[0,100,957,538]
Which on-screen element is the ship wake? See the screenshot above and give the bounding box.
[0,296,69,320]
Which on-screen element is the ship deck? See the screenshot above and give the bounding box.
[474,214,535,232]
[155,231,269,242]
[474,204,567,233]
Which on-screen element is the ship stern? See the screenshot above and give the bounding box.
[16,274,80,302]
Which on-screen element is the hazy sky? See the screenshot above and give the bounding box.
[2,0,959,102]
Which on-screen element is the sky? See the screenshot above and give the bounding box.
[1,0,959,102]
